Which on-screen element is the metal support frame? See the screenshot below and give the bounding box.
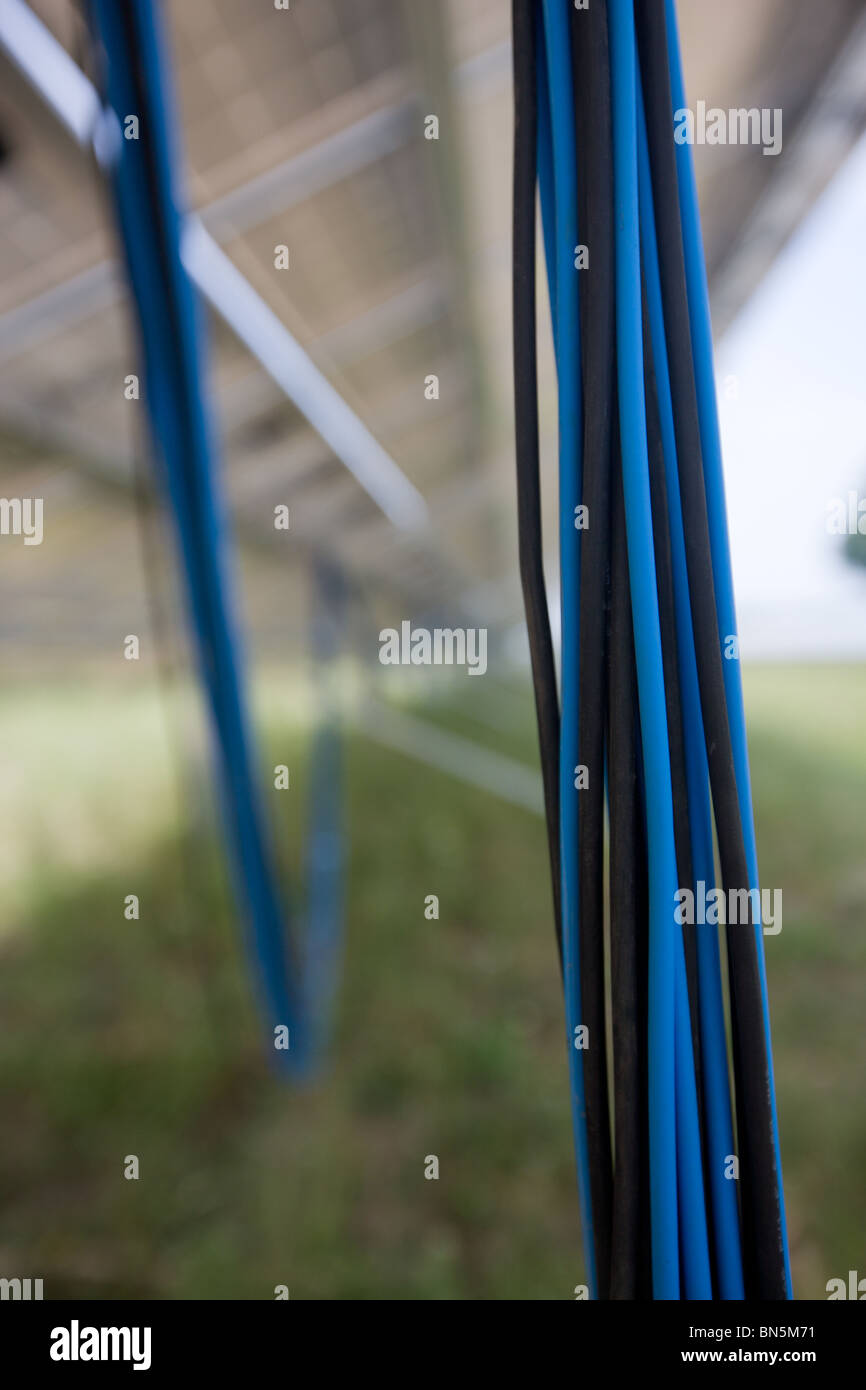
[0,0,428,531]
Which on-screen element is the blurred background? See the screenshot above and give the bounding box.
[0,0,864,1299]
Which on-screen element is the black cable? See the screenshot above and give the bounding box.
[607,413,650,1300]
[511,0,562,966]
[635,0,787,1299]
[571,0,614,1298]
[642,284,717,1291]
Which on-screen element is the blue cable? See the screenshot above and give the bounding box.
[95,0,300,1061]
[91,0,343,1077]
[539,0,596,1299]
[636,82,744,1300]
[664,0,792,1298]
[609,0,679,1299]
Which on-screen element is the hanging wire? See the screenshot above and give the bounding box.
[511,0,562,966]
[512,0,790,1301]
[664,0,792,1300]
[87,0,345,1079]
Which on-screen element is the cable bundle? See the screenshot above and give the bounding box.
[88,0,343,1076]
[512,0,791,1299]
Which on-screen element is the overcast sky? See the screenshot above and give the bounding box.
[718,128,866,659]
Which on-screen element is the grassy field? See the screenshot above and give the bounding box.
[0,664,862,1299]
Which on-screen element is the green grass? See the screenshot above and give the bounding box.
[741,666,866,1294]
[0,665,862,1299]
